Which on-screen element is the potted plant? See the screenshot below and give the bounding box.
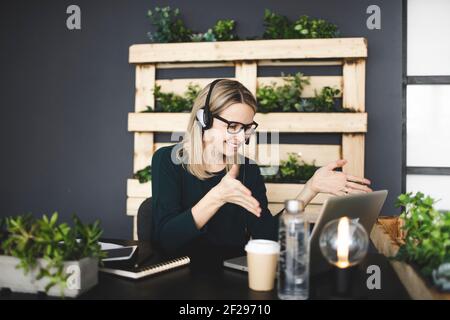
[0,213,104,298]
[394,193,450,284]
[371,192,450,299]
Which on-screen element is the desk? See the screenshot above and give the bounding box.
[1,251,409,300]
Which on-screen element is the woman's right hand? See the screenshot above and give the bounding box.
[213,164,262,217]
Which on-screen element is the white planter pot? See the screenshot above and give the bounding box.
[0,255,98,298]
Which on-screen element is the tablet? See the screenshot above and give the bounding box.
[102,245,137,262]
[223,256,248,272]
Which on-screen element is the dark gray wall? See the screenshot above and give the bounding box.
[0,0,403,238]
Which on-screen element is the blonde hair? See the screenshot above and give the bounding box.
[176,79,257,180]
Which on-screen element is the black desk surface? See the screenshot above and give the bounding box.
[0,241,410,300]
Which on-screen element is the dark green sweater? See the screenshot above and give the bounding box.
[151,144,279,259]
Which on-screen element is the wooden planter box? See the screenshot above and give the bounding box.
[370,217,450,300]
[0,256,98,298]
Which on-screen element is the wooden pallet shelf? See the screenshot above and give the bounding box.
[126,38,368,239]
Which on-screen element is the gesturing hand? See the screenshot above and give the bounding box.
[214,164,262,217]
[309,159,372,196]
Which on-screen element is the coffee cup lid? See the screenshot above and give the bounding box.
[245,239,280,254]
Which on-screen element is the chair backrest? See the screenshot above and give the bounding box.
[137,197,152,241]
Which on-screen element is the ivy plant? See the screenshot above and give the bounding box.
[143,84,200,113]
[292,15,339,39]
[147,6,192,43]
[257,73,310,113]
[262,9,294,39]
[134,165,152,183]
[146,7,339,43]
[191,20,238,42]
[256,73,350,113]
[263,10,339,39]
[1,213,105,295]
[147,7,237,43]
[394,192,450,278]
[263,153,318,183]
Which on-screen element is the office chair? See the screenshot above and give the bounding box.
[137,197,152,241]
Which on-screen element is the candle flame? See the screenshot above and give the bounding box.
[336,217,350,268]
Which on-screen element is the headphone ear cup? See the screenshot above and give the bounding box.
[196,108,206,128]
[203,107,213,130]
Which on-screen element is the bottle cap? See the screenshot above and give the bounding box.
[284,200,305,213]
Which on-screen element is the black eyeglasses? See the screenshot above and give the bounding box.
[214,115,258,135]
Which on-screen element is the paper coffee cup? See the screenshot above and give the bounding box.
[245,239,280,291]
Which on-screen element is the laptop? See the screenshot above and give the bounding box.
[223,190,388,275]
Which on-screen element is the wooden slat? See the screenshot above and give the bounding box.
[134,64,156,174]
[129,38,368,63]
[135,64,156,111]
[235,61,257,95]
[268,203,322,223]
[127,179,331,206]
[259,60,343,67]
[127,179,152,198]
[156,78,234,95]
[156,62,234,69]
[258,144,340,166]
[265,183,331,204]
[150,143,339,166]
[256,113,367,133]
[343,59,366,111]
[128,113,189,132]
[342,133,365,177]
[258,76,342,98]
[133,132,154,173]
[133,216,138,240]
[126,196,322,224]
[128,112,368,133]
[127,197,146,216]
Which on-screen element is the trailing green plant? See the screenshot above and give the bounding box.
[134,165,152,183]
[1,212,104,295]
[394,192,450,277]
[256,73,310,113]
[256,74,351,113]
[147,6,192,43]
[263,153,318,183]
[191,19,238,42]
[143,84,200,113]
[263,9,339,39]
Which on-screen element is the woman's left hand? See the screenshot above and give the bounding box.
[308,159,372,196]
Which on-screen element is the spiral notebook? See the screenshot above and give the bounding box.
[100,256,190,279]
[99,242,190,279]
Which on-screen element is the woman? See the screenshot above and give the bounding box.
[151,79,371,260]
